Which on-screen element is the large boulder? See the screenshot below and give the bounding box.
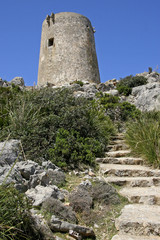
[129,82,160,111]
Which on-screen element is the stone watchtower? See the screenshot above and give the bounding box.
[37,12,100,86]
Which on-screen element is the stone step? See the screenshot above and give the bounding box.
[97,157,143,165]
[119,186,160,205]
[110,139,126,145]
[111,134,125,140]
[115,204,160,236]
[107,143,130,151]
[112,234,160,240]
[105,176,160,187]
[106,150,131,158]
[100,164,160,177]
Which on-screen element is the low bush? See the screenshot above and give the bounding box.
[0,184,37,239]
[125,111,160,167]
[71,80,84,86]
[116,75,147,96]
[48,128,104,168]
[0,88,115,167]
[97,93,140,122]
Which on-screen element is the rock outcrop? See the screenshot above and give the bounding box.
[0,77,25,88]
[127,72,160,111]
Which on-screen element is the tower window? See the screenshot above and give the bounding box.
[48,38,54,47]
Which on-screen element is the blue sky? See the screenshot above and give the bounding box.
[0,0,160,86]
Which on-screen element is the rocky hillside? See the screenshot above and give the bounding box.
[0,70,160,239]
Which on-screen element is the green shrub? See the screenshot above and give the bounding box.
[116,75,147,96]
[0,86,22,129]
[116,85,131,96]
[125,111,160,167]
[71,80,84,86]
[0,88,115,166]
[48,128,103,168]
[96,93,140,122]
[0,184,37,239]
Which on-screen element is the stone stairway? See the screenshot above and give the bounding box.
[98,133,160,240]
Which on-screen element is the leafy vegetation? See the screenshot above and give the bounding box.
[0,87,114,168]
[125,111,160,167]
[71,80,84,86]
[96,93,140,122]
[0,184,37,240]
[116,75,147,96]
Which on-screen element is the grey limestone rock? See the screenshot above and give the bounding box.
[15,160,41,180]
[105,89,119,96]
[92,179,120,205]
[42,198,77,224]
[30,209,56,240]
[0,166,27,192]
[69,182,93,214]
[26,185,65,206]
[0,139,22,166]
[10,77,25,87]
[42,160,59,170]
[129,82,160,111]
[97,83,111,92]
[49,215,95,238]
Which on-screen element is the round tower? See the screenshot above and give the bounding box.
[37,12,100,86]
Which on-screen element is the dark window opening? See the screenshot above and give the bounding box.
[48,38,54,47]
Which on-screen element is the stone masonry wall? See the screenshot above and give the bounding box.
[37,12,100,86]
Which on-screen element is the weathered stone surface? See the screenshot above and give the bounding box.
[112,235,160,240]
[97,83,111,92]
[107,143,130,151]
[26,185,65,206]
[38,12,100,86]
[0,140,22,166]
[115,204,160,236]
[106,150,131,158]
[105,89,119,96]
[42,160,59,170]
[128,82,160,111]
[69,183,93,213]
[97,157,143,165]
[15,160,41,180]
[42,198,77,224]
[30,209,56,240]
[92,179,120,204]
[49,215,95,238]
[120,186,160,205]
[0,166,27,192]
[105,176,160,187]
[10,77,25,87]
[47,169,66,186]
[100,163,160,177]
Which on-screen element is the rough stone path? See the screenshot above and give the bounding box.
[98,133,160,240]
